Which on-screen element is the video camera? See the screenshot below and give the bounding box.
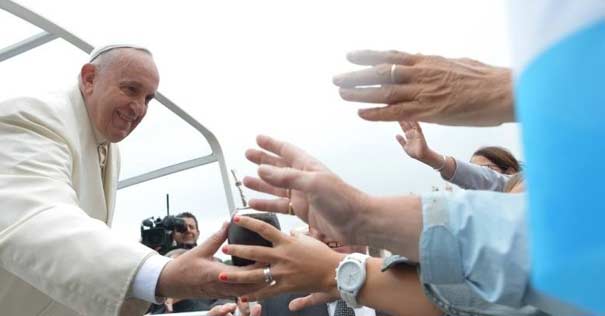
[141,215,187,255]
[140,194,190,254]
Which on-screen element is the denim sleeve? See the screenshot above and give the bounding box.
[446,159,511,191]
[418,191,539,315]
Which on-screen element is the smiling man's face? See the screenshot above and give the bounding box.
[81,48,159,143]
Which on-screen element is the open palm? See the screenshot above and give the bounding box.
[244,135,368,245]
[396,121,429,160]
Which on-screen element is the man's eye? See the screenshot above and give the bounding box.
[123,86,137,95]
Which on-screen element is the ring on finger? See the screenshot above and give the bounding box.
[288,201,295,216]
[263,267,273,284]
[390,64,397,83]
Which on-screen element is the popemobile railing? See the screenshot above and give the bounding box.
[0,1,237,315]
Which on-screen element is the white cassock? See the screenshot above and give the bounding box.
[0,84,154,316]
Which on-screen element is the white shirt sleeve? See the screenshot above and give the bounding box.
[131,255,172,304]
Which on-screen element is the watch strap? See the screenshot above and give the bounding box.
[337,253,368,308]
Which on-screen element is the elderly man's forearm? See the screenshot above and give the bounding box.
[358,195,423,261]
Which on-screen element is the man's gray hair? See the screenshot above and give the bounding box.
[88,44,152,63]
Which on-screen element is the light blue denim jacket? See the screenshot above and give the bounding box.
[418,190,545,316]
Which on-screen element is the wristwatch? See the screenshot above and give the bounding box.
[335,252,369,308]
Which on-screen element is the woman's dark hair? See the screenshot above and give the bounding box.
[472,146,521,174]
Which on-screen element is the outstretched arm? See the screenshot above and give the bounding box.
[220,216,441,316]
[396,121,510,191]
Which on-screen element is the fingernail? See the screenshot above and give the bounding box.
[219,273,228,281]
[240,296,248,303]
[233,215,241,223]
[332,75,343,85]
[222,245,230,254]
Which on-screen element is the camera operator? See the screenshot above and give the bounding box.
[173,212,200,249]
[140,212,201,255]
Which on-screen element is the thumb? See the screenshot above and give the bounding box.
[250,303,262,316]
[194,221,229,257]
[395,134,407,148]
[289,292,335,311]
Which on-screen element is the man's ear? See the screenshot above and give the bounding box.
[80,63,96,95]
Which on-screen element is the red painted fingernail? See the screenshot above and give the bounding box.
[240,296,248,303]
[222,245,230,254]
[219,273,228,281]
[233,215,241,223]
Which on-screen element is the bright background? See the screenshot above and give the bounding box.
[0,0,521,255]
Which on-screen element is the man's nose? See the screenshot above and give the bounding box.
[130,98,146,117]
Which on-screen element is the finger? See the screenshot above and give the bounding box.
[257,164,312,193]
[395,134,407,148]
[245,261,269,272]
[398,120,413,132]
[243,176,288,198]
[289,292,335,311]
[333,64,415,88]
[255,135,309,165]
[250,303,262,316]
[346,49,418,66]
[245,149,288,168]
[220,267,266,284]
[208,303,237,316]
[194,221,229,256]
[248,198,290,215]
[233,214,285,244]
[222,244,276,266]
[339,85,417,104]
[357,101,423,122]
[412,121,423,133]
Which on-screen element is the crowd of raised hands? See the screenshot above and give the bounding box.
[186,50,538,316]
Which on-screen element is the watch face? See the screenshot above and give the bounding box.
[337,261,363,291]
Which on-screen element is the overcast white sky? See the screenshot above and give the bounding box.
[1,0,521,249]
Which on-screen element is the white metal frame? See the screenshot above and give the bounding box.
[1,1,588,316]
[0,0,236,213]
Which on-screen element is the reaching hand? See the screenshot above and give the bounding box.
[218,215,343,301]
[207,303,238,316]
[289,292,338,312]
[244,134,372,246]
[333,50,514,126]
[396,121,429,160]
[156,222,268,300]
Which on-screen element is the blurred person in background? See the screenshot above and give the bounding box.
[396,121,520,191]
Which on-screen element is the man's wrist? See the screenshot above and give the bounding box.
[352,192,376,246]
[487,67,515,124]
[131,255,172,303]
[362,195,422,261]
